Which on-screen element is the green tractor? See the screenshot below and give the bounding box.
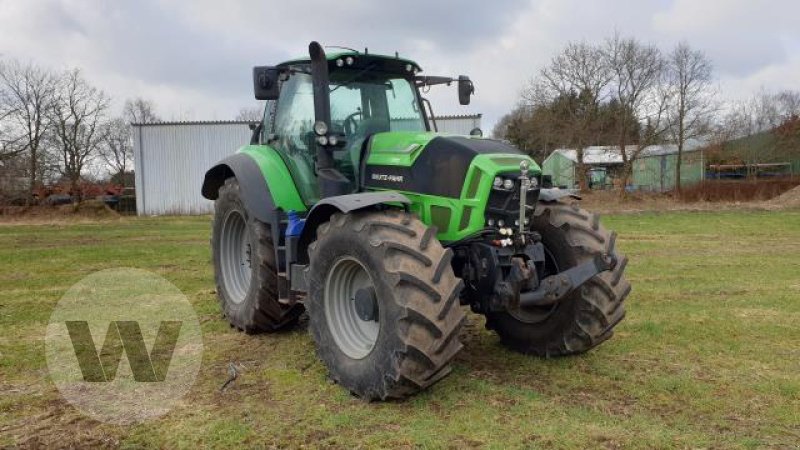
[201,42,630,400]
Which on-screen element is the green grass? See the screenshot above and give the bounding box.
[1,211,799,448]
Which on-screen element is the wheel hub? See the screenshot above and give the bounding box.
[353,287,378,322]
[324,257,380,359]
[220,210,252,304]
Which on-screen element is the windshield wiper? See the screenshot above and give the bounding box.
[330,63,378,93]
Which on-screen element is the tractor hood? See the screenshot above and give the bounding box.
[363,131,540,198]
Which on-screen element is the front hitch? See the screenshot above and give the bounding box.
[518,254,617,307]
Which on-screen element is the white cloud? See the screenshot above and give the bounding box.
[1,0,797,130]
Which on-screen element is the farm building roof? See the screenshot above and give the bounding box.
[551,139,705,165]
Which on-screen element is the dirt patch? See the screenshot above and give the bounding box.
[0,200,120,225]
[577,188,800,214]
[768,185,800,208]
[677,179,800,202]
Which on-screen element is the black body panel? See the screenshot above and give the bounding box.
[363,136,522,198]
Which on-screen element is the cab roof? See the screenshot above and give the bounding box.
[277,50,423,74]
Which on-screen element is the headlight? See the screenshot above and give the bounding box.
[345,56,354,65]
[335,58,344,67]
[502,179,514,190]
[316,135,328,146]
[493,177,503,188]
[528,177,539,190]
[328,135,338,146]
[313,120,328,136]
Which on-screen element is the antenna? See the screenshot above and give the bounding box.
[325,45,359,53]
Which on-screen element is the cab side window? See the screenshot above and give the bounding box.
[259,99,275,143]
[270,73,319,204]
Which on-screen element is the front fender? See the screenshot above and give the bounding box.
[296,192,411,264]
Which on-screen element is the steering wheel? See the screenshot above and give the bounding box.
[343,111,363,137]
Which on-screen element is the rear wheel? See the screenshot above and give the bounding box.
[211,178,303,333]
[306,210,465,400]
[485,201,631,356]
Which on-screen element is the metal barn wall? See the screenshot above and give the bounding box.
[433,115,482,135]
[133,122,253,216]
[542,148,705,192]
[133,115,482,216]
[541,151,576,188]
[632,151,704,191]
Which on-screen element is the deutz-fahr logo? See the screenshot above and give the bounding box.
[371,173,404,183]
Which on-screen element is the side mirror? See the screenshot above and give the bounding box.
[469,127,483,137]
[458,75,474,105]
[253,66,280,100]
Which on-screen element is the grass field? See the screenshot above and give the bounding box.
[1,210,799,449]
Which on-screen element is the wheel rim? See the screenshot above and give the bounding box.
[509,245,561,323]
[324,256,380,359]
[220,210,252,304]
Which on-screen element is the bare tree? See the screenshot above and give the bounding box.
[236,105,263,122]
[123,97,159,124]
[524,41,611,189]
[0,59,58,202]
[603,33,670,195]
[776,90,800,119]
[665,42,716,192]
[101,117,132,187]
[718,89,800,175]
[49,69,110,201]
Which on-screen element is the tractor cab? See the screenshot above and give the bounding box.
[251,43,474,204]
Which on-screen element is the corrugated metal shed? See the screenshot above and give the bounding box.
[133,115,482,215]
[432,114,482,135]
[132,121,253,216]
[541,143,706,191]
[541,151,576,188]
[632,151,704,192]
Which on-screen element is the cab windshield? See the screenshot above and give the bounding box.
[270,69,426,204]
[328,69,427,137]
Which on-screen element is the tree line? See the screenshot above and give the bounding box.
[0,59,159,204]
[493,32,800,193]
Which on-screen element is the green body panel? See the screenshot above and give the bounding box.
[366,140,541,242]
[237,145,308,212]
[241,134,541,243]
[365,131,440,166]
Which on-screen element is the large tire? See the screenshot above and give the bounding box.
[211,178,303,333]
[486,201,630,356]
[306,209,465,400]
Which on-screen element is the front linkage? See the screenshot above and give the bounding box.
[454,161,617,316]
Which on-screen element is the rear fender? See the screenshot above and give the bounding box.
[202,153,277,224]
[202,147,308,223]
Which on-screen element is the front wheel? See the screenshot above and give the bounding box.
[306,210,465,400]
[485,201,631,356]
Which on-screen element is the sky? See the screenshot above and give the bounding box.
[1,0,798,133]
